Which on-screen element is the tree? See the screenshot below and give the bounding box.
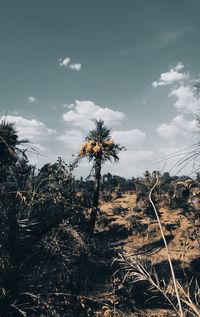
[143,170,151,190]
[79,119,124,234]
[0,119,30,295]
[0,119,28,176]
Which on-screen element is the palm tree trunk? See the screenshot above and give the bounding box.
[89,157,102,234]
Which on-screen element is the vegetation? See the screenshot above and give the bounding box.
[0,118,200,317]
[78,119,124,234]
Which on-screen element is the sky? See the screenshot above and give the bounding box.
[0,0,200,178]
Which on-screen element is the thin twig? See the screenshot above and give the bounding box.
[149,173,184,317]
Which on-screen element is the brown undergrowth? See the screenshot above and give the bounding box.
[1,188,199,316]
[77,188,200,316]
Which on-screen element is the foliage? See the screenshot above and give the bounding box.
[0,120,90,316]
[114,253,200,317]
[1,119,200,316]
[0,119,28,170]
[79,119,124,162]
[78,119,124,234]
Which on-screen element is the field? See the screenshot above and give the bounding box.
[76,189,200,316]
[1,121,200,316]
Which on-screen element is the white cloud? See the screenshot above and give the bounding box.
[157,114,196,140]
[157,144,196,176]
[62,100,125,130]
[28,96,36,103]
[0,115,56,141]
[73,149,155,178]
[59,57,82,71]
[112,129,146,149]
[169,85,200,114]
[69,63,81,71]
[152,62,188,87]
[103,150,155,178]
[174,62,184,71]
[59,57,71,67]
[157,122,179,140]
[57,130,84,150]
[27,145,58,168]
[57,127,146,158]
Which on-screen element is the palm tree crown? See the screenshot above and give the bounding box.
[79,119,124,162]
[0,119,28,167]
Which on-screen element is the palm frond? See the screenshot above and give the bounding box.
[80,119,125,163]
[86,119,111,142]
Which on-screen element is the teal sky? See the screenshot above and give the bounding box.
[1,0,200,177]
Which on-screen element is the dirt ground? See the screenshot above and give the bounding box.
[80,192,200,317]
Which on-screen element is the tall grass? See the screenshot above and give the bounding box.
[114,173,200,317]
[149,173,184,317]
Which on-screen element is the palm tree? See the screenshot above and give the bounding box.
[79,119,124,234]
[0,119,28,169]
[0,120,30,277]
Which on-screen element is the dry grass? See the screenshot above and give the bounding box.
[110,175,200,317]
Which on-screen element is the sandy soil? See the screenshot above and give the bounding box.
[81,192,200,316]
